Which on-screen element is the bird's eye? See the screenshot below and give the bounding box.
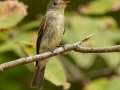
[53,1,58,6]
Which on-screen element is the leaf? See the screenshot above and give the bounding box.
[0,41,16,52]
[79,0,120,15]
[102,53,120,68]
[64,15,120,68]
[20,20,40,31]
[70,52,94,68]
[84,78,108,90]
[45,58,70,89]
[108,77,120,90]
[0,0,27,29]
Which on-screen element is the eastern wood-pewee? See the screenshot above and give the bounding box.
[31,0,69,88]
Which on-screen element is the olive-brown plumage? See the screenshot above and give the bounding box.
[31,0,69,88]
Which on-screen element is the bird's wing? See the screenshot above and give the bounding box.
[32,17,48,86]
[36,17,47,54]
[36,17,47,66]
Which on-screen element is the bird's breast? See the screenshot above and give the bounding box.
[40,13,64,51]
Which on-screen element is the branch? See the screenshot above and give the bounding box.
[75,45,120,53]
[1,39,120,71]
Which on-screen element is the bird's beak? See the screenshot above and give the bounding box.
[63,0,70,5]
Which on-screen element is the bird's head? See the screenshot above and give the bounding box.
[47,0,70,11]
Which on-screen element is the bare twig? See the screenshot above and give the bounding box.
[1,38,120,71]
[75,45,120,53]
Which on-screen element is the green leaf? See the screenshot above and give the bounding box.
[20,20,40,31]
[0,41,16,52]
[102,53,120,68]
[79,0,120,14]
[45,58,70,89]
[84,78,108,90]
[0,1,27,29]
[70,52,94,68]
[0,11,25,29]
[108,77,120,90]
[64,15,120,68]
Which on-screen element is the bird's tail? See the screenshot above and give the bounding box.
[31,62,46,88]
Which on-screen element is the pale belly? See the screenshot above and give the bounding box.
[40,14,64,52]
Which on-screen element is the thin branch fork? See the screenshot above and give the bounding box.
[1,38,120,72]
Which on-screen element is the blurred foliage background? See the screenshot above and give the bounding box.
[1,0,120,90]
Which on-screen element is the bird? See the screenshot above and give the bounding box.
[31,0,69,88]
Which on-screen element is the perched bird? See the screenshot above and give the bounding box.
[31,0,69,88]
